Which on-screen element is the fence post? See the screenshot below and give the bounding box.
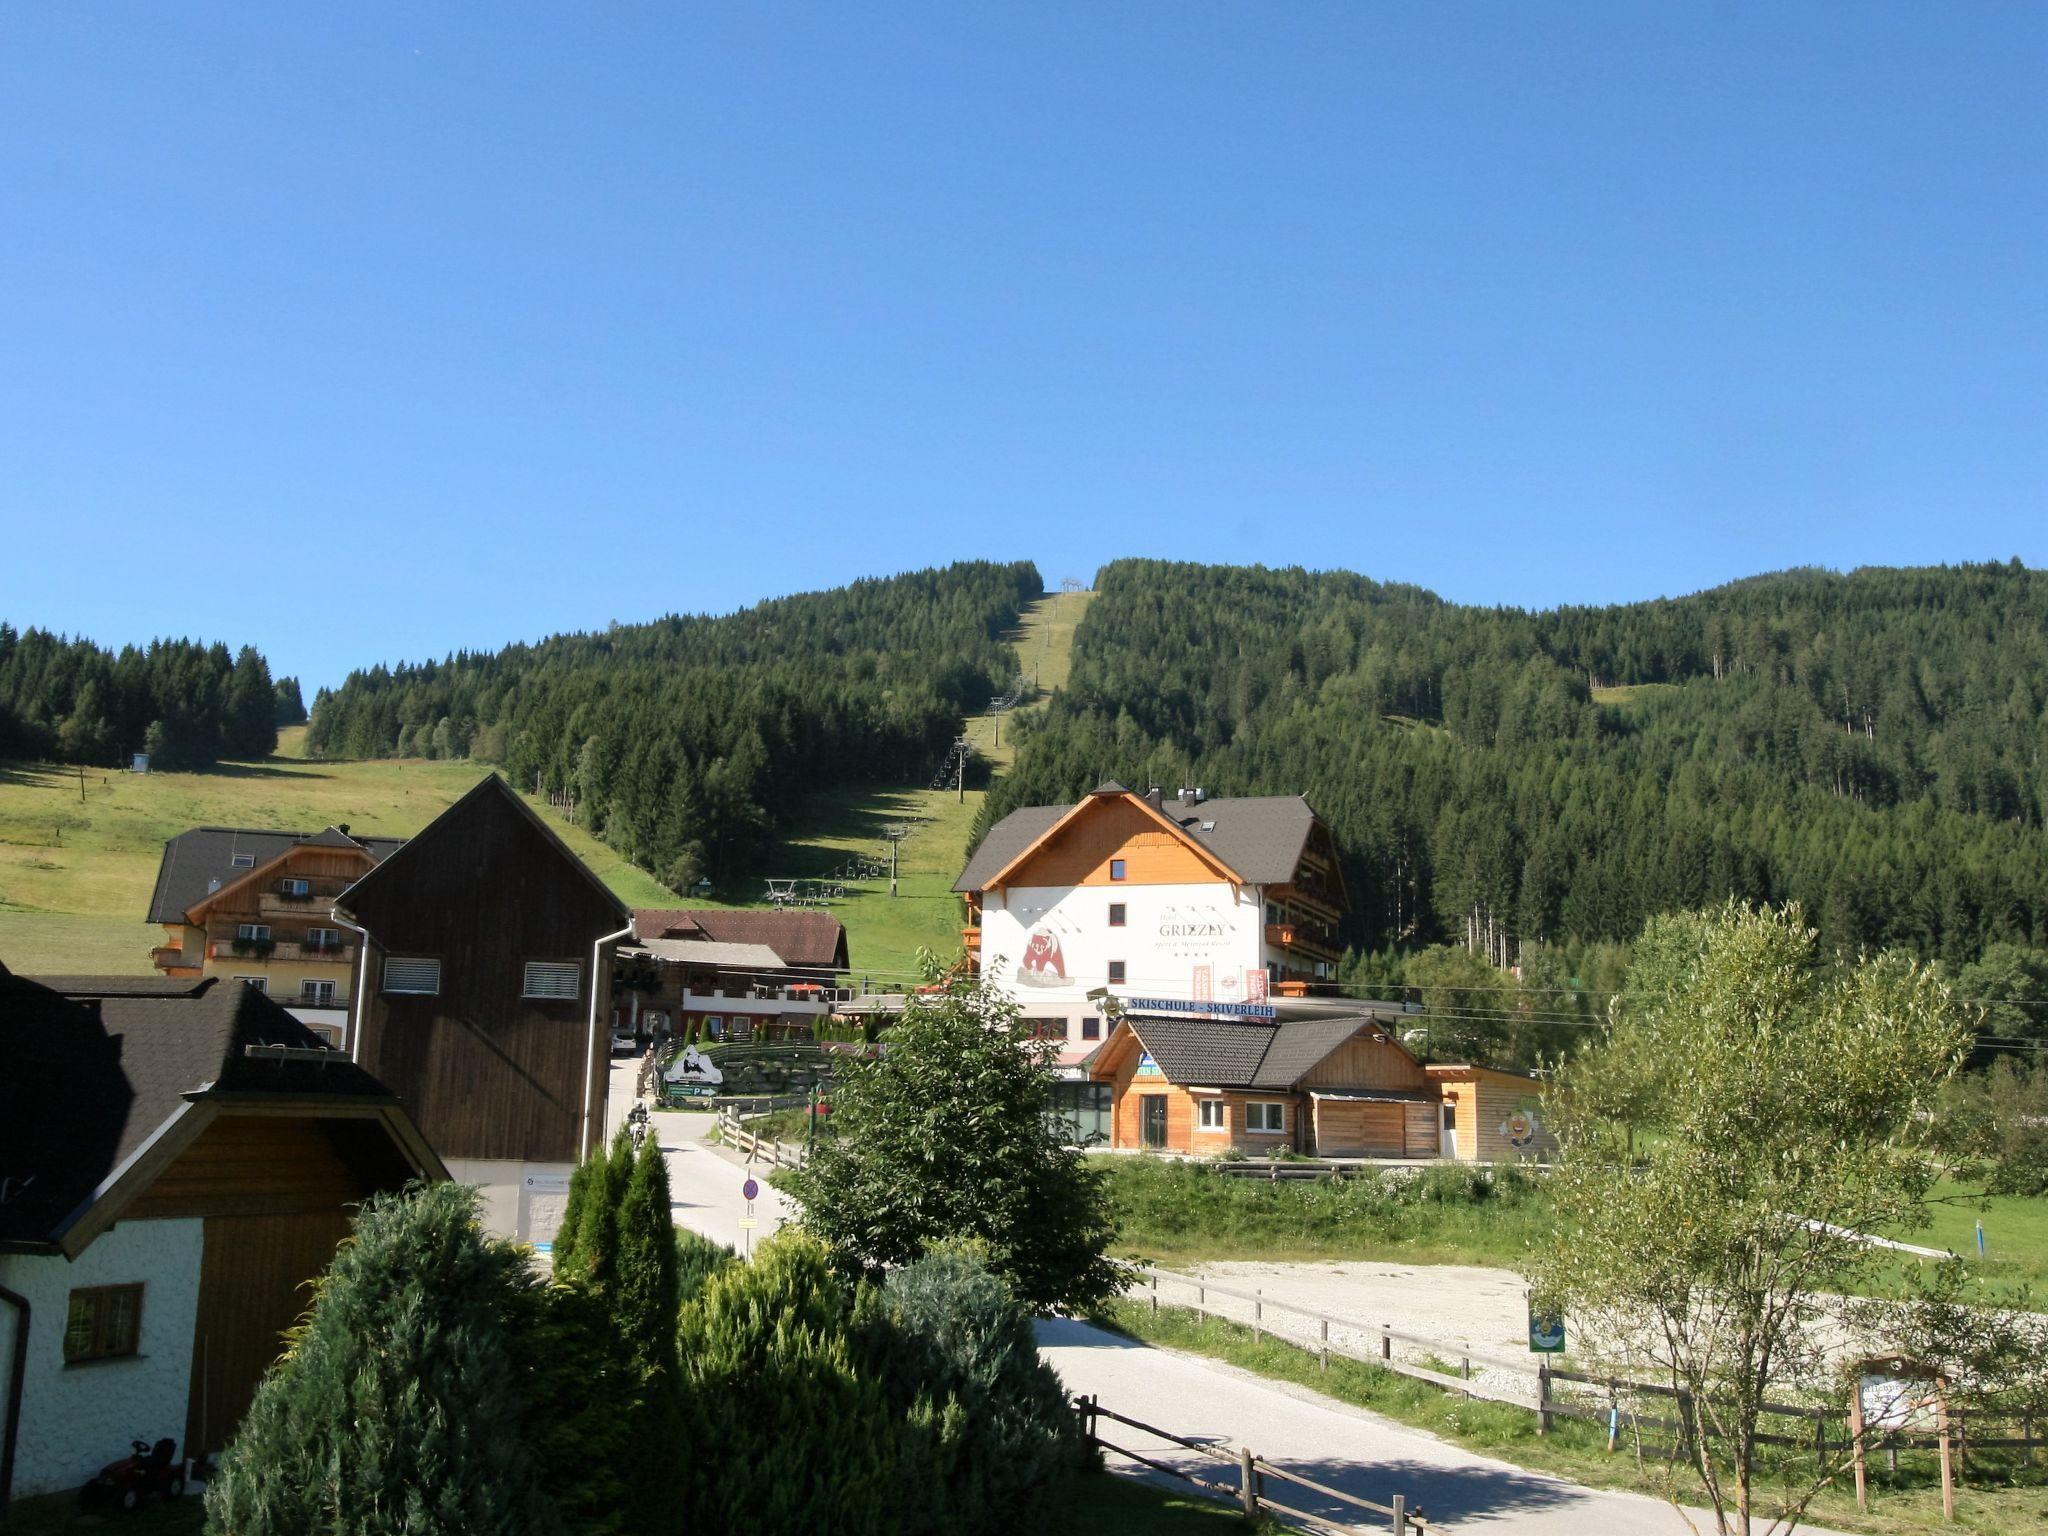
[1537,1362,1552,1436]
[1150,1271,1159,1316]
[1254,1290,1262,1340]
[1381,1325,1392,1362]
[1239,1446,1257,1518]
[1813,1409,1826,1471]
[1391,1492,1407,1534]
[1320,1317,1329,1373]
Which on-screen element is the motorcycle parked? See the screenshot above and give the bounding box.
[81,1437,185,1511]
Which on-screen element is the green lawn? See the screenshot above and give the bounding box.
[1102,1157,1553,1268]
[1590,682,1682,707]
[0,754,672,976]
[1105,1303,2048,1536]
[1068,1468,1258,1535]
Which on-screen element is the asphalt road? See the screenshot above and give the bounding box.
[608,1056,793,1258]
[1038,1317,1854,1536]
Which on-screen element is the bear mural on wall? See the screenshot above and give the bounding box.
[1016,927,1067,987]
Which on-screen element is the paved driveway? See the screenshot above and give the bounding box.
[609,1057,794,1257]
[1038,1317,1852,1536]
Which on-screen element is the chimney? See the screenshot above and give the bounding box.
[1194,787,1206,804]
[1143,786,1163,809]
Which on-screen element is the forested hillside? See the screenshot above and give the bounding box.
[0,625,289,769]
[977,560,2048,973]
[308,561,1042,889]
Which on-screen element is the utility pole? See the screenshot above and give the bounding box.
[957,739,966,804]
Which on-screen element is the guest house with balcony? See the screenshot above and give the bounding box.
[146,824,405,1044]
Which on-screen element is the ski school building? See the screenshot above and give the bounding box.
[957,781,1552,1161]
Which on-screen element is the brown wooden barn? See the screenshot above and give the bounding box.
[334,774,631,1245]
[1086,1003,1442,1158]
[0,967,443,1502]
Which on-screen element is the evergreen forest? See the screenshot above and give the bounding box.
[0,624,286,769]
[305,560,1042,888]
[975,559,2048,978]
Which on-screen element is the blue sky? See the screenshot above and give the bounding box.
[3,4,2043,692]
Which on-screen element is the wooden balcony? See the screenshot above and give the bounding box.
[259,890,348,918]
[209,939,356,963]
[1264,922,1340,959]
[962,927,982,952]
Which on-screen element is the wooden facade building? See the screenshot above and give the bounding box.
[334,774,631,1245]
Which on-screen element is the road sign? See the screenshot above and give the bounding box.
[739,1217,759,1230]
[1528,1298,1566,1353]
[742,1177,760,1202]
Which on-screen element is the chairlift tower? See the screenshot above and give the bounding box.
[882,824,907,897]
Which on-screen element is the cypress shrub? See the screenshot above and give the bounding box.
[204,1182,564,1536]
[675,1234,900,1535]
[868,1246,1080,1536]
[674,1226,736,1304]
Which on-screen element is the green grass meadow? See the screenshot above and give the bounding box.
[1101,1157,1554,1268]
[0,755,672,977]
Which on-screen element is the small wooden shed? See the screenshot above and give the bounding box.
[1424,1064,1555,1163]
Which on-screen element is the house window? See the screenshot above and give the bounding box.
[522,961,581,1000]
[1198,1099,1227,1130]
[1109,859,1127,881]
[64,1284,143,1363]
[230,853,256,869]
[1107,903,1126,928]
[1081,1015,1101,1041]
[706,1015,725,1039]
[301,979,337,1005]
[236,923,271,942]
[383,957,441,995]
[1020,1017,1066,1042]
[1246,1101,1286,1134]
[1107,961,1126,985]
[232,975,268,994]
[279,877,311,897]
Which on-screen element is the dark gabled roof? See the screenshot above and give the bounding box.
[1118,1015,1273,1086]
[0,967,402,1247]
[147,824,405,924]
[632,909,849,971]
[1110,1006,1409,1091]
[336,774,628,928]
[953,804,1068,892]
[955,789,1319,892]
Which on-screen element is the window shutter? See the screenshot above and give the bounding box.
[523,961,580,1000]
[383,957,442,995]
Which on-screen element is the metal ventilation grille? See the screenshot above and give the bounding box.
[383,956,442,995]
[522,961,581,1001]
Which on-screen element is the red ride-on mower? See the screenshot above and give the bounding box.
[81,1437,185,1511]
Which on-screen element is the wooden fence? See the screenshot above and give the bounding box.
[1135,1266,2047,1472]
[714,1107,807,1169]
[1075,1395,1432,1534]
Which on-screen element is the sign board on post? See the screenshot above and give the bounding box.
[1528,1301,1566,1353]
[742,1177,760,1203]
